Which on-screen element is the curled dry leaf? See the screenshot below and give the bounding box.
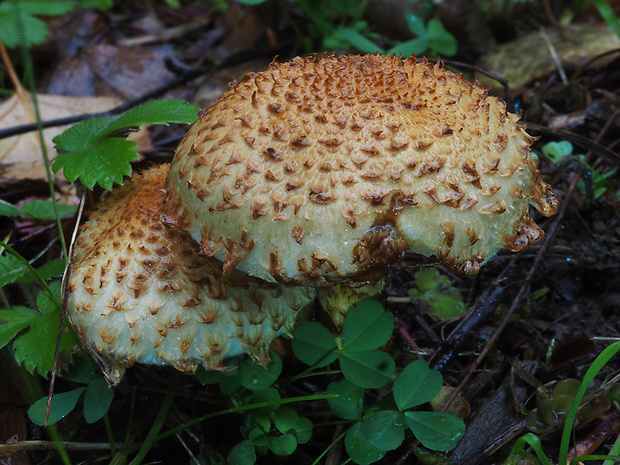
[0,93,145,184]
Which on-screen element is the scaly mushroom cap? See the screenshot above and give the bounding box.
[164,54,558,286]
[66,164,315,383]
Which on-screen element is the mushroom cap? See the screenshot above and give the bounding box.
[164,54,558,286]
[66,164,315,383]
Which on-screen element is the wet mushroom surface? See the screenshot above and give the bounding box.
[66,164,316,384]
[163,54,558,287]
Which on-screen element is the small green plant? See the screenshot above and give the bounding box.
[386,13,458,57]
[0,0,113,48]
[294,300,465,464]
[196,352,314,464]
[28,356,114,425]
[542,140,616,201]
[236,0,456,56]
[508,340,620,465]
[525,378,610,434]
[408,268,467,320]
[293,300,396,389]
[53,99,199,189]
[330,361,465,464]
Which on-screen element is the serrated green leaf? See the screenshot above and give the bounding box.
[345,422,386,465]
[393,360,443,411]
[269,433,297,456]
[12,282,76,375]
[342,300,394,352]
[239,351,282,390]
[359,410,405,451]
[0,199,25,218]
[340,350,395,389]
[22,200,77,220]
[13,258,66,285]
[272,407,298,434]
[404,411,465,451]
[53,115,117,153]
[53,138,138,190]
[227,440,256,465]
[105,100,198,137]
[52,100,198,189]
[292,321,339,367]
[327,379,365,420]
[0,307,40,350]
[0,253,29,287]
[83,378,114,423]
[28,387,86,426]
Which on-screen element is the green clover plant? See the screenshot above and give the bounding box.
[294,300,465,464]
[196,352,315,464]
[293,300,396,389]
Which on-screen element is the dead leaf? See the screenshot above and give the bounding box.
[0,93,122,184]
[477,24,620,90]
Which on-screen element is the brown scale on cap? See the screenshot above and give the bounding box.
[164,54,558,286]
[66,164,315,384]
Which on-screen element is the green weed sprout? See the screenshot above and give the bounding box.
[542,141,616,201]
[196,352,315,463]
[509,340,620,465]
[408,268,467,320]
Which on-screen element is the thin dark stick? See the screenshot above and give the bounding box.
[0,43,292,140]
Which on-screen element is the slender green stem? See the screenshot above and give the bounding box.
[10,0,68,260]
[155,393,337,442]
[103,414,117,457]
[592,0,620,40]
[127,389,175,465]
[559,341,620,465]
[603,434,620,465]
[312,429,347,465]
[0,240,60,308]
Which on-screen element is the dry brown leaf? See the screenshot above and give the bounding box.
[477,24,620,91]
[0,93,126,184]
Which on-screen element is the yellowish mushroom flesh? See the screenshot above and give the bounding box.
[164,54,558,287]
[66,164,316,384]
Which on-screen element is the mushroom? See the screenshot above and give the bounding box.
[163,54,558,287]
[66,164,315,384]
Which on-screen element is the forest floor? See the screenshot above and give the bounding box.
[1,1,620,465]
